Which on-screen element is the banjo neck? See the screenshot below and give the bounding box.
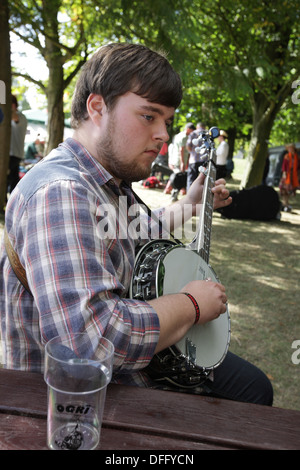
[189,128,219,264]
[195,154,216,263]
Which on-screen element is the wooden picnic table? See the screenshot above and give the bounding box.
[0,367,299,450]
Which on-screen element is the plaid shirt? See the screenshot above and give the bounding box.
[0,138,164,387]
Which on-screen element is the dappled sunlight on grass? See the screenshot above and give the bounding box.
[209,197,300,409]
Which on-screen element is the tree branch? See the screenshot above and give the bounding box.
[11,70,47,92]
[64,51,88,89]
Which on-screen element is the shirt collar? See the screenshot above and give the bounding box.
[61,137,114,185]
[60,138,136,200]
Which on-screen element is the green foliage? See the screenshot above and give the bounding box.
[8,0,300,153]
[270,102,300,146]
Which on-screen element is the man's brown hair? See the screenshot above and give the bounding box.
[71,43,182,128]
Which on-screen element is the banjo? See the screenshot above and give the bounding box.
[129,127,231,389]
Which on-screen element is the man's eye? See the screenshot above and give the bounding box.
[143,115,153,122]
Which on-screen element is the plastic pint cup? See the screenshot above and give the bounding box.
[44,334,114,450]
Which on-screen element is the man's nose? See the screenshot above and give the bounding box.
[152,122,169,143]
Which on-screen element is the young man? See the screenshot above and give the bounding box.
[0,43,272,405]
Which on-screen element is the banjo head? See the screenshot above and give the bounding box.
[157,245,231,370]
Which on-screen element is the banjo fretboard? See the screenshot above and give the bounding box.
[190,145,217,264]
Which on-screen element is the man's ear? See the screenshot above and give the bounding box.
[86,94,106,125]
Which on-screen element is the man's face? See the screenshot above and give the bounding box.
[96,92,174,183]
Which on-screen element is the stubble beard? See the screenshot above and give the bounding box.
[95,116,153,183]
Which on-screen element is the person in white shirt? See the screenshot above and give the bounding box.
[169,123,195,171]
[216,130,229,180]
[164,123,195,197]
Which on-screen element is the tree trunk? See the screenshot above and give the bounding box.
[0,0,11,211]
[227,126,236,161]
[43,0,65,154]
[241,89,290,188]
[46,52,64,153]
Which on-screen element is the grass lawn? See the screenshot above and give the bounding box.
[209,160,300,411]
[1,157,299,410]
[134,158,300,411]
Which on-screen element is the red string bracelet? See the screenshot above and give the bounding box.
[183,292,200,324]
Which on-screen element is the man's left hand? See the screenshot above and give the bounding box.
[212,178,232,210]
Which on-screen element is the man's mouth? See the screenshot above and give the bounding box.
[144,147,161,158]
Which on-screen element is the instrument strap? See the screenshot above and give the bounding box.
[129,186,183,245]
[4,226,32,295]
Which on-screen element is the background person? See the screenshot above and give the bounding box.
[216,130,229,180]
[279,143,300,211]
[7,95,28,194]
[164,122,195,198]
[25,133,44,161]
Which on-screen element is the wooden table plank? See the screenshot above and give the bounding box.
[104,385,300,450]
[0,369,47,417]
[0,414,48,450]
[1,368,300,450]
[0,414,229,450]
